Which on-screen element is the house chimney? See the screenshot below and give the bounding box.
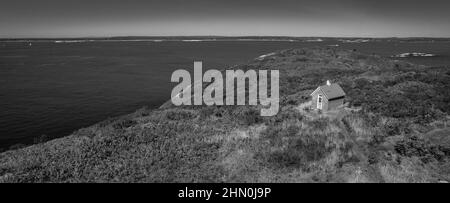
[326,80,331,86]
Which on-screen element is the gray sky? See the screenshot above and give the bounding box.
[1,0,449,38]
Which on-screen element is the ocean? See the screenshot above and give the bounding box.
[1,39,449,149]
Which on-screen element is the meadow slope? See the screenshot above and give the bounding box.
[1,47,449,182]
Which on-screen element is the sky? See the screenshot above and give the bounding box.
[1,0,449,38]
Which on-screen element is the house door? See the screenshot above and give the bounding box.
[317,95,323,109]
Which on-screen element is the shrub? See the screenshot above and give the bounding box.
[266,133,333,170]
[112,119,138,129]
[307,117,329,130]
[232,107,262,126]
[303,106,311,112]
[383,118,411,137]
[199,107,215,120]
[395,136,446,163]
[262,123,301,142]
[165,109,196,121]
[264,108,303,125]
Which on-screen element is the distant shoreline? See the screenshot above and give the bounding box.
[1,36,450,42]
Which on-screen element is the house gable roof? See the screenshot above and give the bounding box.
[310,83,346,99]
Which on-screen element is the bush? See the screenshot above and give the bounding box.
[264,108,303,125]
[383,118,411,137]
[262,123,301,142]
[112,119,138,129]
[395,136,446,163]
[199,107,215,120]
[165,109,196,121]
[232,107,262,126]
[307,117,329,130]
[267,133,333,170]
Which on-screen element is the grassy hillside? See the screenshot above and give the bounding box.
[1,47,449,182]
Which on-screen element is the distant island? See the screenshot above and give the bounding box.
[0,47,449,183]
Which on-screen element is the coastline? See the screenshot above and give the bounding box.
[1,47,449,183]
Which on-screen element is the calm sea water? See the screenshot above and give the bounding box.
[1,40,450,149]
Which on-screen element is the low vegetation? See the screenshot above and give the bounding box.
[0,47,448,182]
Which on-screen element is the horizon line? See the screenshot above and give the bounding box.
[2,35,450,40]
